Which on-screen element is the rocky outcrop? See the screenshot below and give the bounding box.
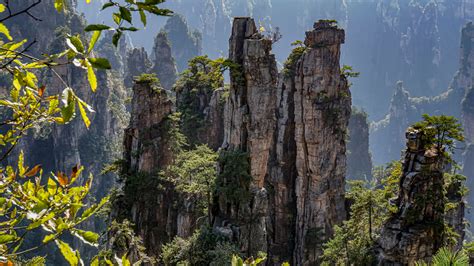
[215,17,278,257]
[347,108,373,180]
[122,82,173,174]
[151,31,178,91]
[124,48,152,88]
[115,80,178,257]
[213,18,351,265]
[163,14,202,72]
[376,128,445,264]
[293,20,350,265]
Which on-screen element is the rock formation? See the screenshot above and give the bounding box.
[176,85,225,150]
[214,17,279,258]
[124,48,152,88]
[292,20,351,265]
[376,128,445,264]
[163,14,202,72]
[115,80,178,256]
[151,31,178,91]
[213,18,351,265]
[347,108,373,180]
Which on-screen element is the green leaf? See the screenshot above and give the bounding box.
[0,22,12,41]
[27,212,55,230]
[139,10,147,27]
[60,88,76,123]
[119,6,132,23]
[55,239,80,266]
[112,31,122,47]
[78,100,91,129]
[72,229,99,246]
[81,196,109,221]
[66,35,84,54]
[0,234,16,244]
[84,24,111,32]
[87,64,97,92]
[122,253,131,266]
[42,234,56,244]
[88,58,112,69]
[88,31,101,54]
[91,257,99,266]
[113,13,121,25]
[120,27,139,32]
[18,151,25,176]
[101,2,115,10]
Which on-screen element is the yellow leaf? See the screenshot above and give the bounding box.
[0,22,12,41]
[78,100,91,128]
[0,4,6,13]
[87,65,97,92]
[24,164,42,177]
[54,0,64,12]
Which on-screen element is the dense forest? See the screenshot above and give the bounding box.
[1,0,474,265]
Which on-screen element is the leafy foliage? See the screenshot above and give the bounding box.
[161,227,240,266]
[412,114,464,162]
[215,150,252,205]
[322,161,401,264]
[415,247,469,266]
[162,145,218,223]
[0,152,108,263]
[0,0,172,264]
[283,40,307,77]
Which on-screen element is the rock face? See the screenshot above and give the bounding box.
[215,17,279,257]
[124,48,152,88]
[213,18,351,265]
[151,31,178,91]
[347,109,373,180]
[164,14,202,72]
[293,21,350,265]
[116,81,178,256]
[176,86,225,150]
[376,128,445,264]
[123,82,174,173]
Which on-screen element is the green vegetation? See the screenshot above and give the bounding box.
[161,227,240,265]
[215,150,252,205]
[283,40,307,77]
[415,247,469,266]
[341,65,360,87]
[0,0,170,264]
[322,161,401,265]
[162,145,218,223]
[412,114,464,162]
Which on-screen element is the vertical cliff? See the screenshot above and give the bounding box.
[115,80,177,257]
[151,31,178,91]
[124,48,152,88]
[376,128,445,264]
[293,21,351,265]
[215,17,278,257]
[347,109,373,180]
[213,18,351,265]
